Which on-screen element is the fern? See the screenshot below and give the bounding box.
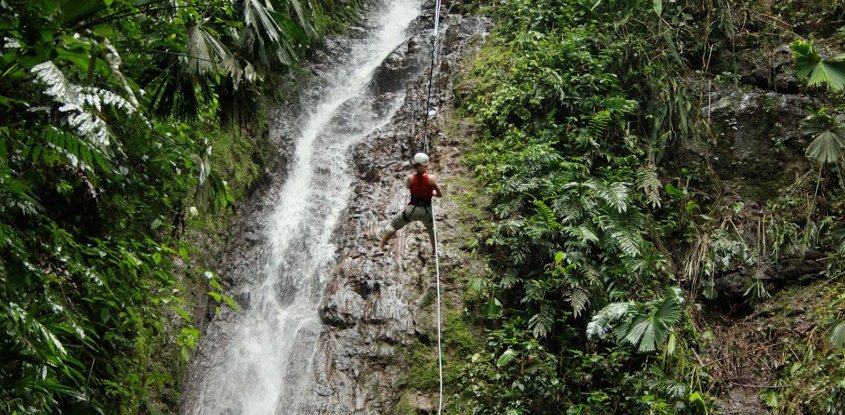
[522,279,547,304]
[42,127,111,173]
[590,97,638,137]
[532,199,560,230]
[31,61,137,149]
[587,179,629,213]
[636,165,662,208]
[587,302,634,340]
[528,305,555,338]
[590,109,612,137]
[567,287,590,318]
[563,225,599,246]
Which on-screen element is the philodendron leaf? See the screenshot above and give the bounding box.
[831,321,845,348]
[653,0,662,16]
[482,297,503,318]
[497,348,518,367]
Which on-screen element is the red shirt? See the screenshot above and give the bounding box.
[409,173,433,205]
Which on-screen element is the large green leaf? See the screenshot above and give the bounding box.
[622,294,681,352]
[832,321,845,348]
[497,348,518,367]
[185,25,229,75]
[804,124,845,165]
[792,40,845,91]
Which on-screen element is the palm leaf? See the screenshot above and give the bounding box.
[285,0,316,37]
[792,40,845,91]
[654,295,682,326]
[805,126,845,165]
[624,314,654,351]
[242,0,282,43]
[185,25,229,75]
[623,294,682,352]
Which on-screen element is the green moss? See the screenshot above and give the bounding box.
[206,125,265,200]
[753,279,845,413]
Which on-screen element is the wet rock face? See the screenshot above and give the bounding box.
[672,85,826,306]
[676,87,815,201]
[737,44,803,93]
[669,79,840,315]
[309,7,490,415]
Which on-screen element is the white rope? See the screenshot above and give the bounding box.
[430,2,444,411]
[420,1,445,410]
[432,0,442,62]
[431,201,444,415]
[421,0,444,155]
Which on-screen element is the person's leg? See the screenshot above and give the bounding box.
[412,206,436,252]
[380,206,412,250]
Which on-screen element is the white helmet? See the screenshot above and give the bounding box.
[413,152,429,166]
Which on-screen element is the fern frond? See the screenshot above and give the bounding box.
[42,127,111,173]
[31,61,137,148]
[586,302,633,340]
[610,229,642,257]
[528,305,555,338]
[467,277,492,297]
[587,179,629,213]
[590,109,612,137]
[567,287,590,318]
[522,279,547,304]
[636,165,662,208]
[532,199,560,230]
[564,225,599,246]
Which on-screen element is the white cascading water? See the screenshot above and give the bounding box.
[184,1,422,413]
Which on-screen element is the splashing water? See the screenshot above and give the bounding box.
[184,1,422,413]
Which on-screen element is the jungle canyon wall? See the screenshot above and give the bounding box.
[183,1,489,413]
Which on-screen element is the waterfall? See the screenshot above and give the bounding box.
[183,1,423,413]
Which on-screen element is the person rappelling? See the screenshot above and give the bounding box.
[379,152,443,253]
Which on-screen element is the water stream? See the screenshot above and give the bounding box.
[183,1,423,413]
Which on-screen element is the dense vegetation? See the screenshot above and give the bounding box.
[449,0,845,414]
[0,1,359,413]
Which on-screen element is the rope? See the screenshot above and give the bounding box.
[426,2,445,413]
[420,0,443,155]
[416,0,445,412]
[431,201,444,415]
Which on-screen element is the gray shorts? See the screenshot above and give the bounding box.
[385,204,434,236]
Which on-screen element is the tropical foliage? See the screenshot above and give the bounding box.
[446,0,845,413]
[449,0,716,413]
[0,0,357,413]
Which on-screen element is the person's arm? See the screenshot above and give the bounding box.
[429,175,443,198]
[406,174,414,188]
